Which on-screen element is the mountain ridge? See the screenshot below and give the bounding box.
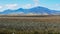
[0,6,60,15]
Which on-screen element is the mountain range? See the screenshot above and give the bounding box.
[0,6,60,15]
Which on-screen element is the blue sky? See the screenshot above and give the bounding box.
[0,0,60,12]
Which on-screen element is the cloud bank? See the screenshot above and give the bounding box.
[0,6,3,9]
[6,4,18,9]
[33,0,39,6]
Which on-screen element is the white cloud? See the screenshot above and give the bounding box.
[0,6,3,9]
[55,4,60,10]
[22,4,32,9]
[33,0,39,6]
[22,0,40,9]
[0,6,4,12]
[55,4,60,7]
[51,4,60,10]
[6,4,18,9]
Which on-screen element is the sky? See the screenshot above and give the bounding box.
[0,0,60,12]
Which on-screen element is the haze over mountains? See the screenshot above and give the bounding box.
[0,6,60,15]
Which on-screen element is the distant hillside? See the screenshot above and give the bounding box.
[0,6,60,15]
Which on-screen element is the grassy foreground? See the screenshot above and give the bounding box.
[0,16,60,34]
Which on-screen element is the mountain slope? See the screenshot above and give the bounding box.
[0,6,60,15]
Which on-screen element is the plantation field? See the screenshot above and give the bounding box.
[0,16,60,34]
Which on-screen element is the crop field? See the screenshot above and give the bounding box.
[0,16,60,34]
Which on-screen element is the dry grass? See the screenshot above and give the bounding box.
[0,15,60,22]
[0,16,60,34]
